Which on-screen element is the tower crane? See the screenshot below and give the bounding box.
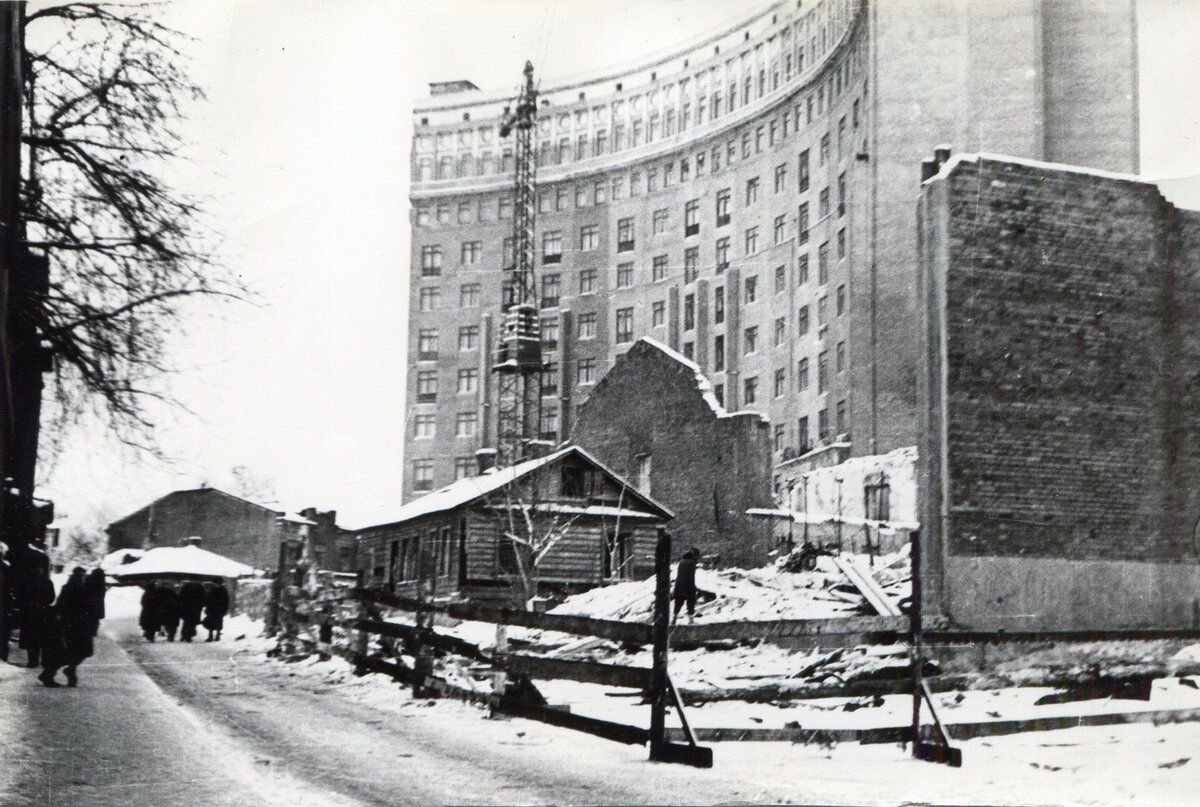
[493,61,543,469]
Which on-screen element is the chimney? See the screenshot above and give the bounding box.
[475,447,497,476]
[921,145,954,183]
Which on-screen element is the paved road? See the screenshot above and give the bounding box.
[0,618,359,807]
[11,613,1194,806]
[1,615,784,806]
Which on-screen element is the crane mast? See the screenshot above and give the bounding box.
[493,61,543,469]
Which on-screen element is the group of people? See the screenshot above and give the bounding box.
[139,580,228,643]
[18,565,107,687]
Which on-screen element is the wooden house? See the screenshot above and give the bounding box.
[353,446,673,603]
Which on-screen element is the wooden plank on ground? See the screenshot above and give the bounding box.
[831,556,902,617]
[500,652,652,689]
[499,702,650,746]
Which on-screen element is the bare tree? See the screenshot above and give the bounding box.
[20,2,242,453]
[230,464,276,505]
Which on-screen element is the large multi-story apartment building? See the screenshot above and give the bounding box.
[404,0,1138,501]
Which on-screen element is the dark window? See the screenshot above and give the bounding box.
[716,189,731,227]
[616,307,634,343]
[617,217,635,252]
[421,245,443,276]
[542,230,562,264]
[714,286,725,324]
[685,199,700,236]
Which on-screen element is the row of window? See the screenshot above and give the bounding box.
[418,268,847,359]
[418,169,847,281]
[413,24,864,190]
[772,400,850,454]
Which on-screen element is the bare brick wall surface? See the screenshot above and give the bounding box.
[920,155,1200,571]
[107,489,283,571]
[572,339,772,567]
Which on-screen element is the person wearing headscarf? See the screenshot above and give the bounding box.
[203,581,230,641]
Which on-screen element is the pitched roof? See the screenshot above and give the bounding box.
[625,337,769,422]
[351,445,672,531]
[106,487,283,532]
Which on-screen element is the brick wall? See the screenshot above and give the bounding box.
[917,154,1200,631]
[571,338,772,567]
[107,488,283,571]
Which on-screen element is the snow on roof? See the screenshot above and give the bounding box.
[927,152,1145,187]
[637,337,769,423]
[351,445,672,531]
[110,545,255,580]
[486,502,662,520]
[277,512,318,526]
[747,507,919,533]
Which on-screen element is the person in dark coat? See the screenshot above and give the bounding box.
[178,580,205,642]
[203,581,229,641]
[83,569,107,637]
[159,583,181,641]
[40,567,92,687]
[139,582,162,642]
[19,564,57,668]
[672,547,700,624]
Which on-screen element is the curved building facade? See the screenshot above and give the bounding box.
[404,0,1138,502]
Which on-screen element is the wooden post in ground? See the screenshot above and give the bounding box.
[909,529,922,757]
[648,526,671,761]
[354,570,369,672]
[491,624,509,714]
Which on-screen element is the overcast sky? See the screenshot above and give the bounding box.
[36,0,1200,533]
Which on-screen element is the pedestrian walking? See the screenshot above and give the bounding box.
[40,567,93,687]
[19,564,56,668]
[139,581,162,642]
[672,547,700,624]
[83,568,107,637]
[159,583,182,641]
[203,581,229,642]
[179,580,205,642]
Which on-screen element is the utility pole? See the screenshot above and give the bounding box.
[493,61,543,469]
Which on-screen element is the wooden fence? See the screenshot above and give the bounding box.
[271,529,1200,770]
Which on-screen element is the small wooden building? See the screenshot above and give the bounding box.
[354,446,673,603]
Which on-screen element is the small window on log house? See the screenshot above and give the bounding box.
[561,463,596,498]
[498,535,519,574]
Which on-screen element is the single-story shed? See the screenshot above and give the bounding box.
[353,445,673,604]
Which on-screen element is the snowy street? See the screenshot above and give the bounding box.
[2,588,1199,806]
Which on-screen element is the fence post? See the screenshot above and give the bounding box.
[909,529,922,756]
[355,570,369,672]
[648,526,671,761]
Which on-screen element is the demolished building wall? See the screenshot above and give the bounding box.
[572,338,772,568]
[917,154,1200,632]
